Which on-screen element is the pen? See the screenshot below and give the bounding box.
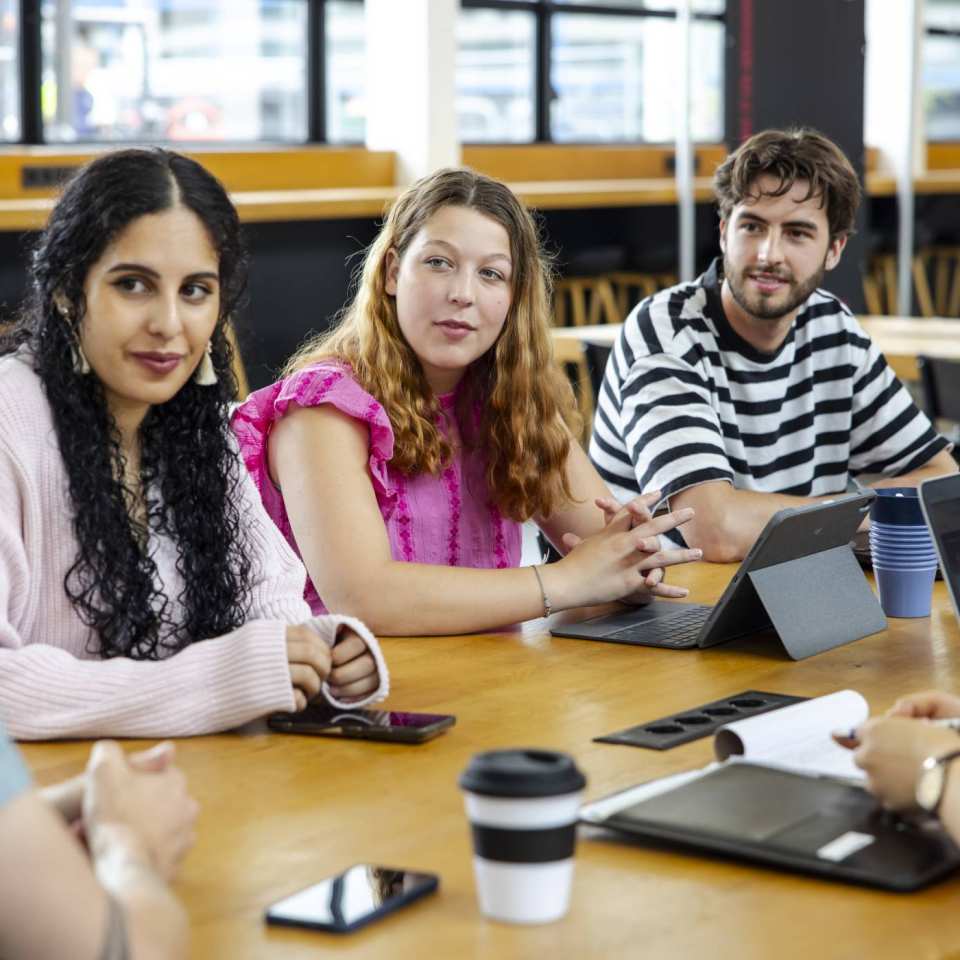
[836,716,960,745]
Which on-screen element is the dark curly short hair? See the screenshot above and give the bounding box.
[713,128,862,240]
[2,148,255,660]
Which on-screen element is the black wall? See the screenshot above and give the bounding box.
[724,0,867,311]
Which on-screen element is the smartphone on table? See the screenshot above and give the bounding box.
[267,702,456,743]
[265,864,439,934]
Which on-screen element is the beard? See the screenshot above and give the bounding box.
[723,253,827,321]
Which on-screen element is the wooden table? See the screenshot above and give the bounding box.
[20,562,960,959]
[553,316,960,384]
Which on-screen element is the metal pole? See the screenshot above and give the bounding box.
[896,0,921,317]
[676,0,695,282]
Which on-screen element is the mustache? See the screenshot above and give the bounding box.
[744,267,794,283]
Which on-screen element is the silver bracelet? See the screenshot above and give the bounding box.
[532,565,552,618]
[98,895,130,960]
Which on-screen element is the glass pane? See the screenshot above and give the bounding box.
[0,0,18,140]
[925,0,960,31]
[326,0,365,143]
[550,13,723,143]
[924,34,960,141]
[41,0,308,143]
[556,1,725,11]
[457,8,535,144]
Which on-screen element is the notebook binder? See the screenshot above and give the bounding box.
[581,762,960,891]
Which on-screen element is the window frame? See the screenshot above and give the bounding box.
[15,0,344,146]
[459,0,726,144]
[923,18,960,145]
[11,0,724,148]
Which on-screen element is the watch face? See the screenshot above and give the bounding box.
[917,760,946,813]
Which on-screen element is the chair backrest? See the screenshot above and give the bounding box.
[919,355,960,424]
[552,334,595,444]
[553,277,620,327]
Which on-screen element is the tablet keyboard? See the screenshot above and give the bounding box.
[603,606,712,648]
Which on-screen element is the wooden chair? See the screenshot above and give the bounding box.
[552,334,594,445]
[866,252,935,317]
[553,276,621,327]
[608,271,677,317]
[921,246,960,316]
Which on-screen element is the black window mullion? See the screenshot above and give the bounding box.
[308,0,325,142]
[536,5,551,141]
[19,0,42,144]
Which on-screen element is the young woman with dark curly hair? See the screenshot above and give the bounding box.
[0,148,388,740]
[232,168,701,636]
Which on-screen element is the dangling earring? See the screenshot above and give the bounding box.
[194,342,218,385]
[71,342,91,375]
[58,302,90,375]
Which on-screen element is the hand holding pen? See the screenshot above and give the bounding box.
[831,692,960,811]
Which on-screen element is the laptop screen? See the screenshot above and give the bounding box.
[921,476,960,622]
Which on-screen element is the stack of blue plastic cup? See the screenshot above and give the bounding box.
[869,488,939,618]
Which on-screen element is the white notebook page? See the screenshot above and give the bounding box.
[713,690,868,781]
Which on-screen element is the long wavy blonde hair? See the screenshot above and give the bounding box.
[285,167,580,522]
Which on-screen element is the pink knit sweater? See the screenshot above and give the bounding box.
[0,353,389,741]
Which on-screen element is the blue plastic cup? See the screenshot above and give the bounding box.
[872,539,938,557]
[870,488,927,525]
[874,565,937,617]
[869,536,936,550]
[873,556,939,571]
[869,512,936,571]
[870,523,933,539]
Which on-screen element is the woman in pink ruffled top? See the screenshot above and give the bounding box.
[233,169,702,635]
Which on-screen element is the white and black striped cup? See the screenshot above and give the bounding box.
[459,749,586,924]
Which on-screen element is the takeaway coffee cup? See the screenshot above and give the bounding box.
[459,749,586,924]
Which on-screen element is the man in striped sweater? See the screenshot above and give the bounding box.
[590,128,956,562]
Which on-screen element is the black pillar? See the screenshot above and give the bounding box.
[724,0,867,312]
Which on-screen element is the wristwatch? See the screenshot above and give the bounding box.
[916,748,960,815]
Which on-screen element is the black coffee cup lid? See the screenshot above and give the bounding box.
[459,749,586,798]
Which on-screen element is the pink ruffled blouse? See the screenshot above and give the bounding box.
[231,361,521,614]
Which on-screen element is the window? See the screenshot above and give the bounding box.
[16,0,365,145]
[458,0,725,144]
[0,0,17,139]
[924,0,960,141]
[457,7,536,143]
[39,0,309,143]
[325,0,365,143]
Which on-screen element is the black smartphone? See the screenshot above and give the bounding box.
[265,864,439,934]
[267,702,456,743]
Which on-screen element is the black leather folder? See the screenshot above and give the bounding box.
[581,761,960,891]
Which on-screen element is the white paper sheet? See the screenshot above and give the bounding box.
[713,690,868,781]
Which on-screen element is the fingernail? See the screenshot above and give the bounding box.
[679,508,694,517]
[691,549,703,558]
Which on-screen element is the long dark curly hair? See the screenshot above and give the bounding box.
[2,148,254,659]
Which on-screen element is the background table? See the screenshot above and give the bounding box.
[21,562,960,959]
[553,316,960,385]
